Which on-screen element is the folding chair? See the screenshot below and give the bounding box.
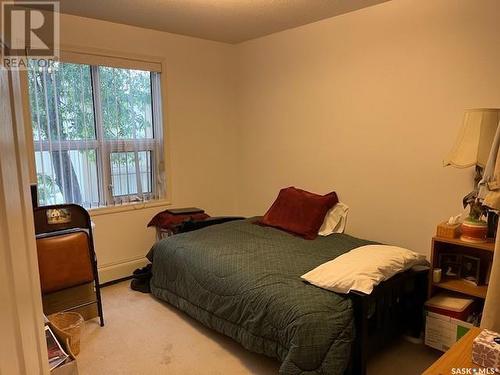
[34,204,104,326]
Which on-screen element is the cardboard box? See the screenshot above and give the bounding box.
[51,358,78,375]
[425,311,473,351]
[425,293,475,321]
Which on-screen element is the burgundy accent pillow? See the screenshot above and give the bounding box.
[259,187,339,240]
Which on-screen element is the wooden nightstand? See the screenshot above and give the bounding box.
[425,237,494,352]
[429,236,494,300]
[422,327,484,374]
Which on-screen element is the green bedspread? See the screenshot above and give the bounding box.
[147,219,373,374]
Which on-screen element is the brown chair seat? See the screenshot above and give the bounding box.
[36,231,94,294]
[34,204,104,326]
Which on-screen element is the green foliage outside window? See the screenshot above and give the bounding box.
[99,66,153,140]
[28,60,155,206]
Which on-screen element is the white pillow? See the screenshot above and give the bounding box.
[301,245,427,294]
[318,202,349,236]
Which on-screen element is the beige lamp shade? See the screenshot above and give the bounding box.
[444,108,500,168]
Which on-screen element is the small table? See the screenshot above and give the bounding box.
[422,327,486,375]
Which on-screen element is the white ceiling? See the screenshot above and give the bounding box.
[26,0,390,44]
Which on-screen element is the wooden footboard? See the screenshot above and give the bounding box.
[349,267,429,375]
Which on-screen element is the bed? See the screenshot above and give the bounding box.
[147,218,428,375]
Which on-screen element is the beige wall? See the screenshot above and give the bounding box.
[52,14,239,281]
[234,0,500,255]
[27,0,500,280]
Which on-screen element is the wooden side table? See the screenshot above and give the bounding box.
[422,327,486,374]
[429,236,494,300]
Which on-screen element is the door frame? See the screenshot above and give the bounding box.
[0,63,49,373]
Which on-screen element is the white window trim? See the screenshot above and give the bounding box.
[21,46,172,214]
[91,66,162,205]
[88,198,171,217]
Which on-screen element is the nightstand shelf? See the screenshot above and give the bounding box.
[425,236,493,352]
[432,279,488,299]
[433,236,495,252]
[429,236,494,300]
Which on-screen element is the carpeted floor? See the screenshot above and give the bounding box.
[78,282,441,375]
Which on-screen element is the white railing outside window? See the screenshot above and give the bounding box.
[28,59,165,208]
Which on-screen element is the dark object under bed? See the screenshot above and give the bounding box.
[147,218,427,375]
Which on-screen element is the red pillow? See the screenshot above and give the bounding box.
[259,187,338,240]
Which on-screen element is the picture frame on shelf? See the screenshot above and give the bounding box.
[439,253,462,279]
[461,255,481,286]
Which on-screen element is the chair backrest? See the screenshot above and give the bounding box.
[37,231,94,294]
[33,204,92,236]
[33,204,97,294]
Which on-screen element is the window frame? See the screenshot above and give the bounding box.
[28,58,165,209]
[109,151,153,198]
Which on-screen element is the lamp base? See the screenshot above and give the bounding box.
[460,218,488,243]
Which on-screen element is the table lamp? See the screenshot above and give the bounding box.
[444,108,500,242]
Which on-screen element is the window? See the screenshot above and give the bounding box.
[27,59,165,208]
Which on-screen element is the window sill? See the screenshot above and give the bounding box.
[89,199,171,217]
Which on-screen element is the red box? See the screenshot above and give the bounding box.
[425,293,475,321]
